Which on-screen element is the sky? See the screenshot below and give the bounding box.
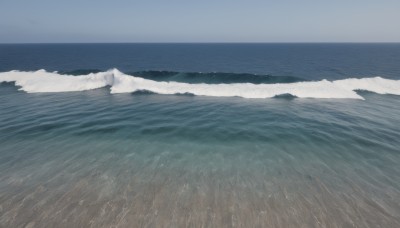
[0,0,399,43]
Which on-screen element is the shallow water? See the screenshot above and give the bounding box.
[1,84,400,227]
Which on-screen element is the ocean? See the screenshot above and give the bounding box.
[0,43,400,227]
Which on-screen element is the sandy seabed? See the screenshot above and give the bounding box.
[1,140,399,228]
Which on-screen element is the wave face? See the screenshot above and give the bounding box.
[62,70,307,84]
[1,69,400,99]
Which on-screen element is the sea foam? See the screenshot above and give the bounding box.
[1,69,399,99]
[0,70,114,93]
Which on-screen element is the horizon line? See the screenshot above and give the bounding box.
[1,41,400,45]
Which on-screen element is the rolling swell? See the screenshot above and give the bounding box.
[1,69,400,99]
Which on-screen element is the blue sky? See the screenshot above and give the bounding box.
[1,0,399,43]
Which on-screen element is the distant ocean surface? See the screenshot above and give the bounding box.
[1,44,400,227]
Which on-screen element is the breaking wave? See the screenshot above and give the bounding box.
[61,70,307,84]
[1,69,400,100]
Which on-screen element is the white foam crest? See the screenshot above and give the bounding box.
[0,70,113,93]
[110,69,363,99]
[1,69,399,99]
[333,77,400,95]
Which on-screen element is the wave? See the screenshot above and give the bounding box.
[1,69,399,99]
[61,69,307,84]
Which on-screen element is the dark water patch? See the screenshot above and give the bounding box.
[0,81,22,91]
[60,69,103,75]
[174,92,195,97]
[273,93,298,100]
[132,90,196,97]
[131,70,307,84]
[131,90,158,95]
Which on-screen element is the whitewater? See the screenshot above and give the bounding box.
[0,69,399,100]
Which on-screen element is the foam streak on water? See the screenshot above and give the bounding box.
[1,69,400,99]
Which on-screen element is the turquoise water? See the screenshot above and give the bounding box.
[1,44,400,227]
[1,86,400,227]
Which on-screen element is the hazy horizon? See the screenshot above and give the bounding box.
[1,0,400,43]
[1,42,400,44]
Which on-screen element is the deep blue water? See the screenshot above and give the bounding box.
[1,43,400,80]
[0,44,400,227]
